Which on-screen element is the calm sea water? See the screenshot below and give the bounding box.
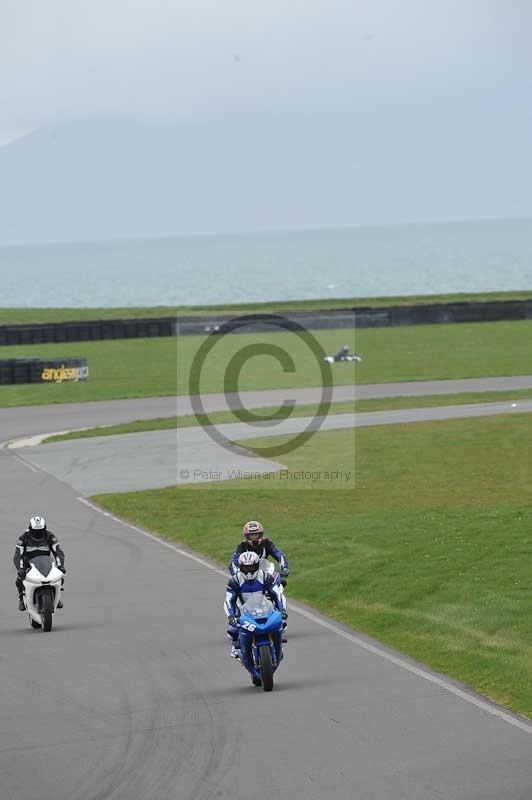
[1,218,531,308]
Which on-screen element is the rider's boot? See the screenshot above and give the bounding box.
[57,599,63,609]
[230,644,241,659]
[18,597,25,611]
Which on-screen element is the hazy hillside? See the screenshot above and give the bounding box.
[0,116,352,245]
[0,112,530,245]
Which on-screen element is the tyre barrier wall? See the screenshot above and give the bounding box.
[0,300,531,345]
[0,357,89,385]
[0,317,177,346]
[175,299,532,335]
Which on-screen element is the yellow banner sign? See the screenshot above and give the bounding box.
[40,365,89,384]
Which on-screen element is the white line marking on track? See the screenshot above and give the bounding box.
[78,496,227,575]
[6,429,93,449]
[9,452,42,472]
[78,495,532,737]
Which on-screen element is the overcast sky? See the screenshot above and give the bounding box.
[2,0,531,141]
[1,0,531,236]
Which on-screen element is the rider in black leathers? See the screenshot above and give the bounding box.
[14,516,66,610]
[229,520,289,582]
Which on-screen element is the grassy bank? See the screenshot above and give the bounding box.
[43,387,532,442]
[0,290,531,325]
[1,319,531,407]
[94,412,532,715]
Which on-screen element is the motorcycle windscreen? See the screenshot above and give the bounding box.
[28,555,54,577]
[241,593,275,619]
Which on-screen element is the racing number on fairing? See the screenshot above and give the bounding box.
[241,621,256,632]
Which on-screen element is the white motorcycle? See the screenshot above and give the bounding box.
[22,555,64,632]
[259,559,288,638]
[259,558,288,587]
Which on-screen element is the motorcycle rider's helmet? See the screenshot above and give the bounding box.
[28,515,47,541]
[243,520,264,545]
[238,551,260,581]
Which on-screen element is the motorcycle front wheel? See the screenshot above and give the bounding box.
[40,593,53,632]
[259,646,274,692]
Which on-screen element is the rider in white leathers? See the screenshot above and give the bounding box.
[224,551,286,659]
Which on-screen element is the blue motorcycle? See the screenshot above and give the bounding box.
[236,594,284,691]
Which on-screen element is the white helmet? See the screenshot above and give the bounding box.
[29,516,47,540]
[238,551,260,580]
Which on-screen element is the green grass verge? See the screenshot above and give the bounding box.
[93,412,532,715]
[43,387,532,443]
[1,319,531,408]
[1,290,531,324]
[0,338,177,407]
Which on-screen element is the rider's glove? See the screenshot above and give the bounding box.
[280,567,289,577]
[281,611,288,620]
[228,615,239,627]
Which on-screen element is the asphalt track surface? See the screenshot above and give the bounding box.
[2,379,532,799]
[11,398,532,495]
[3,374,532,441]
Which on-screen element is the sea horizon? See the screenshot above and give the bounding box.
[1,216,532,308]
